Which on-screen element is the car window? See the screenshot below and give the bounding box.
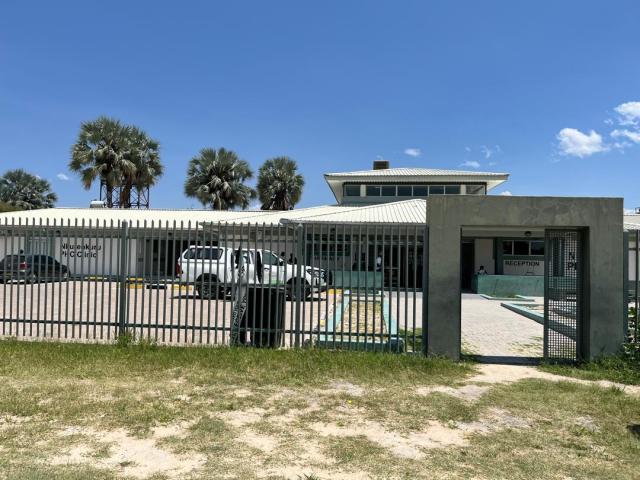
[263,252,283,266]
[198,248,222,260]
[0,255,27,267]
[234,250,253,266]
[184,248,198,259]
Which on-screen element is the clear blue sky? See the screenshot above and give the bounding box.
[1,1,639,210]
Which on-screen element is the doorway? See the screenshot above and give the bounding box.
[460,240,474,291]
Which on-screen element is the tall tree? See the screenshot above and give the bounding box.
[119,126,163,208]
[69,117,163,208]
[0,169,57,210]
[257,156,304,210]
[0,201,21,213]
[184,148,256,210]
[69,116,133,208]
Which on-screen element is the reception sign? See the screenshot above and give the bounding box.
[503,258,543,276]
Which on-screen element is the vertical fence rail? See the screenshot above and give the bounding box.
[0,218,429,353]
[635,230,639,344]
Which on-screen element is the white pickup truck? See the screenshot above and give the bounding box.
[178,246,327,300]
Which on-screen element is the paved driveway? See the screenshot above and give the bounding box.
[461,293,543,358]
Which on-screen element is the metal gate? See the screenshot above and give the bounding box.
[544,229,584,362]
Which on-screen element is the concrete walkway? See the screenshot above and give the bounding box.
[461,293,543,357]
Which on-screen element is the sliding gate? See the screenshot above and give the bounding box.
[544,229,585,362]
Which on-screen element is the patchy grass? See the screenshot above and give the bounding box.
[0,338,469,387]
[0,339,639,479]
[541,344,640,385]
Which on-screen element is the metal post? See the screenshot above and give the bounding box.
[294,224,304,347]
[421,226,428,356]
[636,230,639,343]
[117,221,129,337]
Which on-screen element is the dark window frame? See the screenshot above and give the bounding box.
[343,184,360,197]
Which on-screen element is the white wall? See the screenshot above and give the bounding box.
[0,236,25,258]
[474,238,495,274]
[0,233,138,277]
[53,236,138,277]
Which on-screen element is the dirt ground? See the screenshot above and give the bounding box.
[1,347,638,480]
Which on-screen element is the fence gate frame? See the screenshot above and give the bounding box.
[543,228,586,363]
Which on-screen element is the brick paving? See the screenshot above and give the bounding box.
[461,293,543,357]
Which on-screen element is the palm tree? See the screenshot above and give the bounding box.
[184,148,256,210]
[257,157,304,210]
[0,169,57,210]
[69,116,134,208]
[118,126,163,208]
[0,201,21,213]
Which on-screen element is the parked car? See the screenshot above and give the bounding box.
[0,254,70,283]
[178,246,326,300]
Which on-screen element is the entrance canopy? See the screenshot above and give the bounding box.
[426,195,624,361]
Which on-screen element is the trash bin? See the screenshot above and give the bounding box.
[244,286,286,348]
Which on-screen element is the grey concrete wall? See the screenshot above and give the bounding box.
[426,196,624,360]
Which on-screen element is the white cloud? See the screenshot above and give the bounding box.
[56,173,70,181]
[556,128,608,158]
[403,148,421,157]
[460,160,480,169]
[500,191,513,196]
[614,101,640,126]
[464,146,471,152]
[604,118,614,125]
[612,128,640,144]
[480,145,501,159]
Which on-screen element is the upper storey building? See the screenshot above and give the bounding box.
[324,160,509,206]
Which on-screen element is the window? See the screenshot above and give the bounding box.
[530,241,545,256]
[344,185,360,197]
[514,241,529,255]
[429,185,445,195]
[466,184,486,195]
[366,185,381,196]
[397,185,412,196]
[502,241,513,255]
[234,250,253,266]
[413,185,429,196]
[381,185,396,196]
[445,185,461,195]
[263,251,283,266]
[185,248,222,260]
[198,248,222,260]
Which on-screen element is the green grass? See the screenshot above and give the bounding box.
[0,339,639,479]
[540,343,640,385]
[0,338,470,387]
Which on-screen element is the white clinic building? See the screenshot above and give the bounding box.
[0,160,588,292]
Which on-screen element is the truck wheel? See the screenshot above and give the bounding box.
[197,276,226,299]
